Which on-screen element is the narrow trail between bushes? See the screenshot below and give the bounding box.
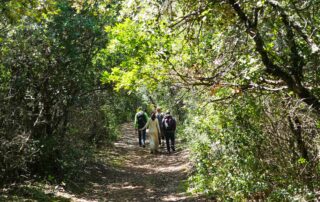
[56,123,210,202]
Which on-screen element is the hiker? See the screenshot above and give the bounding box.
[134,107,148,147]
[155,107,164,146]
[140,112,161,154]
[162,111,176,154]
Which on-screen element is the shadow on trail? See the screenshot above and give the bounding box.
[64,123,211,202]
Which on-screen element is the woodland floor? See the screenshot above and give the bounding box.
[1,123,211,201]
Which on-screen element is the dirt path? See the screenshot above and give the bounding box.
[57,123,209,201]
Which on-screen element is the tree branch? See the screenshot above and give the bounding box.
[228,0,320,114]
[267,0,319,54]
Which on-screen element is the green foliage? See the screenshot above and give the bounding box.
[0,0,131,187]
[30,134,92,184]
[185,96,263,199]
[183,93,320,200]
[0,0,57,23]
[1,0,320,201]
[99,17,171,92]
[96,1,320,199]
[0,134,38,186]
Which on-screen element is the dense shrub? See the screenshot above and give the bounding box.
[0,0,139,187]
[184,94,320,200]
[0,89,142,185]
[0,133,38,186]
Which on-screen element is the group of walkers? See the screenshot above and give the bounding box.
[134,107,176,154]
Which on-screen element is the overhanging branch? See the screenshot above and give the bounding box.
[228,0,320,113]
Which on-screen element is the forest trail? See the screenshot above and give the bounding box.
[56,123,209,202]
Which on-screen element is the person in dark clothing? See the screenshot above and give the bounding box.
[156,107,164,146]
[162,111,176,153]
[134,107,148,147]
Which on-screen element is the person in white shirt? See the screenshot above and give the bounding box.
[140,112,161,154]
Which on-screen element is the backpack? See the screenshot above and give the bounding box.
[137,112,147,129]
[163,116,175,131]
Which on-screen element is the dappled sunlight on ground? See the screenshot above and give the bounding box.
[161,194,189,201]
[53,122,210,201]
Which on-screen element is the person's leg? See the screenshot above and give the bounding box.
[138,130,142,146]
[142,129,146,147]
[161,129,165,146]
[158,132,161,145]
[154,133,159,151]
[171,132,175,151]
[165,132,170,153]
[150,134,154,154]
